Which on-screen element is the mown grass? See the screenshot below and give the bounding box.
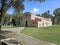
[21,25,60,45]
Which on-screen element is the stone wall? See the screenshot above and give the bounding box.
[21,13,31,27]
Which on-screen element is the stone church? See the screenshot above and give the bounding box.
[21,12,52,27]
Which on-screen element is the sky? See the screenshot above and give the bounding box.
[7,0,60,15]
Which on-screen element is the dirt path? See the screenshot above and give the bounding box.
[1,27,56,45]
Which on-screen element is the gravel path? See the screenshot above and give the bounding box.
[1,27,56,45]
[2,27,24,33]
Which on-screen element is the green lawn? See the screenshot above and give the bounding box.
[21,25,60,45]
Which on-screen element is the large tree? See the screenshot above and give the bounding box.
[0,0,24,44]
[53,8,60,24]
[0,0,24,23]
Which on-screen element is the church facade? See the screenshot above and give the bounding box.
[21,12,52,27]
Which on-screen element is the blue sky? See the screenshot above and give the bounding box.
[7,0,60,15]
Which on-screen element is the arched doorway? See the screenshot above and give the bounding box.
[25,21,28,27]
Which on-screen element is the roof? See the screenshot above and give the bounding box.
[24,12,51,21]
[24,12,32,15]
[31,14,51,21]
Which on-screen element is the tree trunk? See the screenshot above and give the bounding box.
[0,8,6,45]
[0,18,2,45]
[0,9,2,45]
[0,13,2,45]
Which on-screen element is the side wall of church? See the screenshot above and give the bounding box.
[38,21,52,27]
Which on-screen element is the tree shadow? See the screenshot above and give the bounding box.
[0,35,7,39]
[0,30,13,39]
[0,30,12,34]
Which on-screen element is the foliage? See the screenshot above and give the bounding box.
[53,8,60,24]
[36,14,40,16]
[41,10,55,24]
[0,0,24,18]
[41,10,51,18]
[12,13,24,26]
[2,13,23,26]
[0,0,45,18]
[2,14,11,25]
[21,25,60,45]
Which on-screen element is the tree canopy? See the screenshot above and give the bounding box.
[53,8,60,24]
[41,10,51,18]
[0,0,24,18]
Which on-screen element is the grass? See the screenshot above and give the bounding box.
[21,25,60,45]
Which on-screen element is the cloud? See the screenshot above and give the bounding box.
[31,8,39,13]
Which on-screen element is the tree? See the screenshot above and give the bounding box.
[0,0,24,27]
[41,10,54,24]
[36,14,40,16]
[0,1,24,28]
[3,14,11,25]
[0,0,24,44]
[41,10,51,18]
[12,13,23,26]
[53,8,60,24]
